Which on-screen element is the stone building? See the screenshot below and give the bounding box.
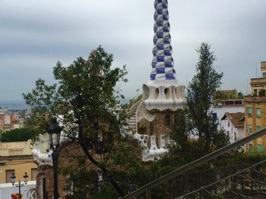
[125,0,184,161]
[244,61,266,152]
[0,140,37,184]
[34,139,90,199]
[0,141,37,198]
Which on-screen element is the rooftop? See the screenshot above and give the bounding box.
[222,112,244,128]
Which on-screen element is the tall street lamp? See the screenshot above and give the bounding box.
[48,118,63,199]
[11,172,28,198]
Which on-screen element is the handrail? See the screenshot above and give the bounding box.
[122,128,266,199]
[177,159,266,198]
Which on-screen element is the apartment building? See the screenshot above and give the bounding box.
[244,61,266,152]
[0,140,38,184]
[0,110,21,130]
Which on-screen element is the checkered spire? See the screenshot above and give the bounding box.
[150,0,175,80]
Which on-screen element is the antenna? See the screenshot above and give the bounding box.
[247,78,249,95]
[256,62,259,78]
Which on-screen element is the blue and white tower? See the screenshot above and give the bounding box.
[143,0,184,111]
[126,0,185,161]
[150,0,175,81]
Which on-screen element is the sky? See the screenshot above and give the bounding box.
[1,0,266,102]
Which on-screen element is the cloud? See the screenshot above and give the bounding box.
[0,0,266,101]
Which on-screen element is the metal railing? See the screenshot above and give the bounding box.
[176,159,266,198]
[122,128,266,199]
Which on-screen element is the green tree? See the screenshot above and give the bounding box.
[23,46,142,197]
[123,94,142,110]
[237,91,244,99]
[1,128,37,142]
[165,110,206,164]
[0,129,4,139]
[185,42,225,154]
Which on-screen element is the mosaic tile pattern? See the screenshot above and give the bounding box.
[151,0,175,80]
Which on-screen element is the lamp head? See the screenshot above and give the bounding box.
[47,118,63,149]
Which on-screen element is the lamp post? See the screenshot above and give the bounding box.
[10,172,28,198]
[48,118,63,199]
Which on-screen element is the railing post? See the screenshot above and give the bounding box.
[146,185,151,199]
[184,172,188,195]
[231,166,237,193]
[214,169,217,196]
[240,163,244,196]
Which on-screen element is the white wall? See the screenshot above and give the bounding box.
[4,114,11,125]
[220,117,244,143]
[0,181,36,199]
[211,105,244,131]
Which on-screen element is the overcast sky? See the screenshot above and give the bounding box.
[1,0,266,102]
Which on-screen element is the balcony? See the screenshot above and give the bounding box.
[250,78,266,87]
[245,95,266,103]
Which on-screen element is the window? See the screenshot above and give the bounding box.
[254,89,258,96]
[256,108,261,118]
[263,72,266,78]
[247,107,252,117]
[234,132,237,141]
[248,126,252,135]
[258,144,263,152]
[228,121,230,127]
[6,170,15,183]
[257,126,262,132]
[67,179,74,195]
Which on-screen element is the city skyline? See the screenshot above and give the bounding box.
[1,0,266,101]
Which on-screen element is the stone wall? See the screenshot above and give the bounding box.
[149,112,175,148]
[37,141,103,199]
[37,142,84,199]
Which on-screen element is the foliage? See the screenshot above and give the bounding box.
[0,129,4,139]
[213,90,243,105]
[212,152,266,167]
[23,46,144,197]
[185,42,226,154]
[1,128,38,142]
[237,91,244,99]
[161,43,228,168]
[213,90,229,103]
[123,94,143,109]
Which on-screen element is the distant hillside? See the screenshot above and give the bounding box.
[0,100,27,110]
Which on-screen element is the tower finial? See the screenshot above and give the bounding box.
[150,0,175,81]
